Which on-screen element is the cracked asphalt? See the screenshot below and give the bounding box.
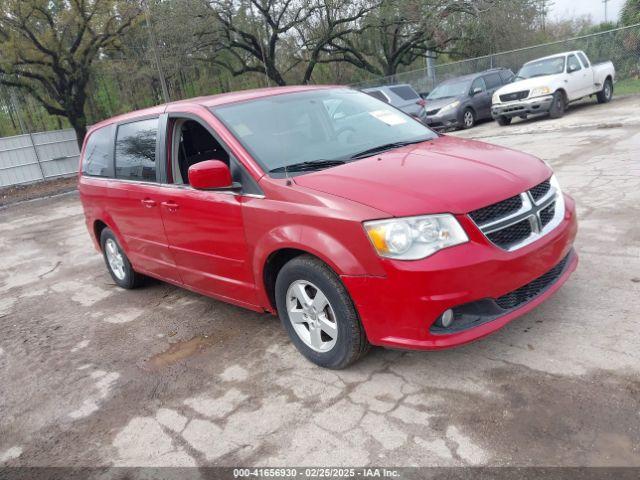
[1,95,639,468]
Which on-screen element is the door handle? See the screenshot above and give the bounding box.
[141,198,157,208]
[161,201,179,212]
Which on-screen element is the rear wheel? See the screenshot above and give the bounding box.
[100,228,144,289]
[275,255,369,369]
[496,116,512,126]
[462,108,476,129]
[596,78,613,104]
[549,91,566,119]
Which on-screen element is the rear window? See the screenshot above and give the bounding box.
[483,73,502,89]
[366,90,389,103]
[115,118,158,182]
[82,127,113,177]
[389,85,419,101]
[577,52,590,68]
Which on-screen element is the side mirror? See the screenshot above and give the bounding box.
[188,160,235,190]
[471,87,482,95]
[568,65,579,73]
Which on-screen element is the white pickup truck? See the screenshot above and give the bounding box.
[491,50,615,125]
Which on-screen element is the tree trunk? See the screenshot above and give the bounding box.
[69,117,87,150]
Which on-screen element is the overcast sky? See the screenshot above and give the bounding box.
[549,0,625,23]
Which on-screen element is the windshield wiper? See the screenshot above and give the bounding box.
[269,159,346,173]
[350,138,431,160]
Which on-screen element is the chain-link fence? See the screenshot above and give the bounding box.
[353,24,640,94]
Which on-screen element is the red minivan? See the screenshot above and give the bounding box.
[78,86,578,368]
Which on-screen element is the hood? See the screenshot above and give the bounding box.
[424,97,463,112]
[496,76,560,96]
[293,135,552,217]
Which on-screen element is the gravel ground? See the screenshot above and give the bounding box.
[0,176,77,208]
[1,95,639,469]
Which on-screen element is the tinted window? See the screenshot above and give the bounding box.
[82,127,113,177]
[500,70,515,83]
[389,85,419,101]
[366,90,389,103]
[577,52,590,68]
[567,55,581,72]
[115,118,158,182]
[471,77,486,93]
[483,73,502,89]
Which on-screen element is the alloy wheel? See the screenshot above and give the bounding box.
[105,238,126,280]
[286,280,338,352]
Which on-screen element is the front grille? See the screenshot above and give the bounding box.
[540,203,555,227]
[530,180,551,201]
[467,177,562,251]
[469,195,522,225]
[495,254,570,309]
[500,90,529,102]
[486,219,532,249]
[426,108,440,116]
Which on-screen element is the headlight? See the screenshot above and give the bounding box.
[530,86,551,97]
[364,214,469,260]
[492,92,500,104]
[550,174,565,210]
[439,100,460,114]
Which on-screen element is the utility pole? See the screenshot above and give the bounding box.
[142,0,170,103]
[603,0,610,22]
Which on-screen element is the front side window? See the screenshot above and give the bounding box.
[115,118,158,182]
[213,89,436,176]
[471,77,486,93]
[82,127,113,177]
[567,54,582,72]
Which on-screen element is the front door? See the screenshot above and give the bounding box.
[566,54,591,100]
[470,77,491,118]
[158,115,257,307]
[107,117,181,283]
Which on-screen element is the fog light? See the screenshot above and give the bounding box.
[440,309,454,328]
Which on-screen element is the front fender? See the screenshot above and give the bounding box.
[251,224,386,308]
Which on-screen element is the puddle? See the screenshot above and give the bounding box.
[145,335,217,369]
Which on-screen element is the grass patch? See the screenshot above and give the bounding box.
[615,78,640,95]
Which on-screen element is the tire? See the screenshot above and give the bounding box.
[275,255,369,369]
[462,108,475,129]
[100,228,144,289]
[549,91,566,119]
[496,116,512,126]
[596,78,613,104]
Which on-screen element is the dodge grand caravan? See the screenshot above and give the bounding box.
[78,86,578,369]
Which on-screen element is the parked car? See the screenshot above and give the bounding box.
[79,86,578,369]
[492,50,615,125]
[422,68,514,130]
[362,84,428,122]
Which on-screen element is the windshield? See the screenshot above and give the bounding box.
[517,57,566,79]
[427,80,470,100]
[212,89,437,176]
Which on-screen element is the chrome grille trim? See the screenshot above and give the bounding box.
[468,180,564,251]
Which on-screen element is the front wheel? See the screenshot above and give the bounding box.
[549,91,566,119]
[462,108,476,129]
[275,255,369,369]
[596,78,613,104]
[496,116,512,126]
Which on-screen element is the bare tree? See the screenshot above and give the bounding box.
[0,0,141,146]
[202,0,378,85]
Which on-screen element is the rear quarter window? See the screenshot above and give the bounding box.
[389,85,419,101]
[81,127,114,177]
[115,118,159,182]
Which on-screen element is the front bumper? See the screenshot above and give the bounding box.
[342,194,578,350]
[424,110,460,130]
[492,95,553,118]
